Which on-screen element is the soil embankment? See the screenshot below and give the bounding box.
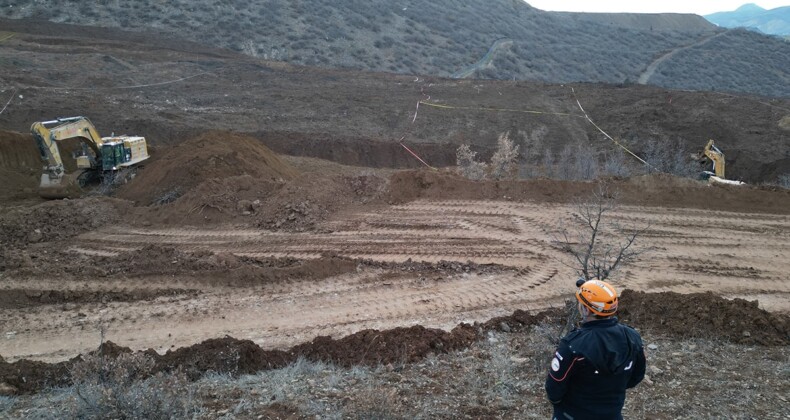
[0,291,785,395]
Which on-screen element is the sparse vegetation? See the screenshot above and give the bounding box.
[640,138,698,177]
[489,132,519,180]
[458,132,519,181]
[0,0,786,96]
[66,352,198,419]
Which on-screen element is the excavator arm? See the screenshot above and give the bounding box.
[30,116,105,197]
[702,139,725,179]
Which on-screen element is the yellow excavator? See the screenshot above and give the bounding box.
[31,116,150,198]
[697,139,744,185]
[699,139,725,179]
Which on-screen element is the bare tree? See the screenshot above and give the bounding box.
[641,138,697,178]
[542,148,556,179]
[777,174,790,189]
[557,145,575,180]
[603,149,632,178]
[557,183,645,282]
[574,144,599,181]
[490,131,519,180]
[552,183,648,339]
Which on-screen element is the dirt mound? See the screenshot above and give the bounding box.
[156,337,292,379]
[3,245,358,286]
[0,130,40,199]
[139,169,387,229]
[139,175,284,225]
[0,197,129,250]
[388,170,790,214]
[0,288,198,310]
[618,290,789,346]
[256,172,388,231]
[117,131,298,205]
[291,324,479,367]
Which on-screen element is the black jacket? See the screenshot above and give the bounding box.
[545,317,646,420]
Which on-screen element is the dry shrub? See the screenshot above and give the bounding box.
[490,132,519,180]
[641,138,697,177]
[347,381,405,419]
[456,144,486,180]
[68,353,197,419]
[457,132,519,181]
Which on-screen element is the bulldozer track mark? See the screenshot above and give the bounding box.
[11,199,787,361]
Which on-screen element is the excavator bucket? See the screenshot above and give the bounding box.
[38,170,88,199]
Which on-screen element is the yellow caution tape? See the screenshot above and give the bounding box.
[417,91,651,170]
[419,101,584,118]
[0,32,16,43]
[571,87,650,167]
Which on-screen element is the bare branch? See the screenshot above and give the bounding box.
[555,182,647,282]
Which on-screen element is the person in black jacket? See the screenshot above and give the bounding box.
[545,280,646,420]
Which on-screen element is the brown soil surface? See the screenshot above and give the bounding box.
[0,288,198,310]
[388,170,790,214]
[0,130,39,200]
[0,197,129,250]
[3,188,787,365]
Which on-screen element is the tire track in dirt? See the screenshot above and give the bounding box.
[4,200,789,361]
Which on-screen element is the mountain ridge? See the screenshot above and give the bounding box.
[706,3,790,36]
[0,0,788,97]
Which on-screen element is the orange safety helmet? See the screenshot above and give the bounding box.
[576,280,618,317]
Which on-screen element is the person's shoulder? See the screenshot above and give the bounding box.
[618,322,644,342]
[618,321,641,333]
[562,327,590,346]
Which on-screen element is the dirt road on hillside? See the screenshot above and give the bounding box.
[2,200,787,362]
[638,32,726,84]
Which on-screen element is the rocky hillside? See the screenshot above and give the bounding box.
[706,3,790,36]
[0,0,789,97]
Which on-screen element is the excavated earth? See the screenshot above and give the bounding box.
[0,18,788,417]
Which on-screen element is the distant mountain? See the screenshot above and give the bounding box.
[0,0,789,97]
[706,3,790,36]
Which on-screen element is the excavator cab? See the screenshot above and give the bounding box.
[100,136,148,171]
[101,142,127,171]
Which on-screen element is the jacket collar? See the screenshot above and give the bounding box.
[581,317,619,329]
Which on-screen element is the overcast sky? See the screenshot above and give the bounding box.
[526,1,790,15]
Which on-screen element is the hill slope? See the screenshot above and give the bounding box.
[706,3,790,36]
[0,0,788,97]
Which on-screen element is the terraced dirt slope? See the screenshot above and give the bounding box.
[0,24,788,184]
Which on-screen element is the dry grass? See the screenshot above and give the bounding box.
[6,327,788,418]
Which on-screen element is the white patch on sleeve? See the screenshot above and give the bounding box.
[551,358,560,372]
[555,351,563,361]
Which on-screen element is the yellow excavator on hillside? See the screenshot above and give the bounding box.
[31,116,150,198]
